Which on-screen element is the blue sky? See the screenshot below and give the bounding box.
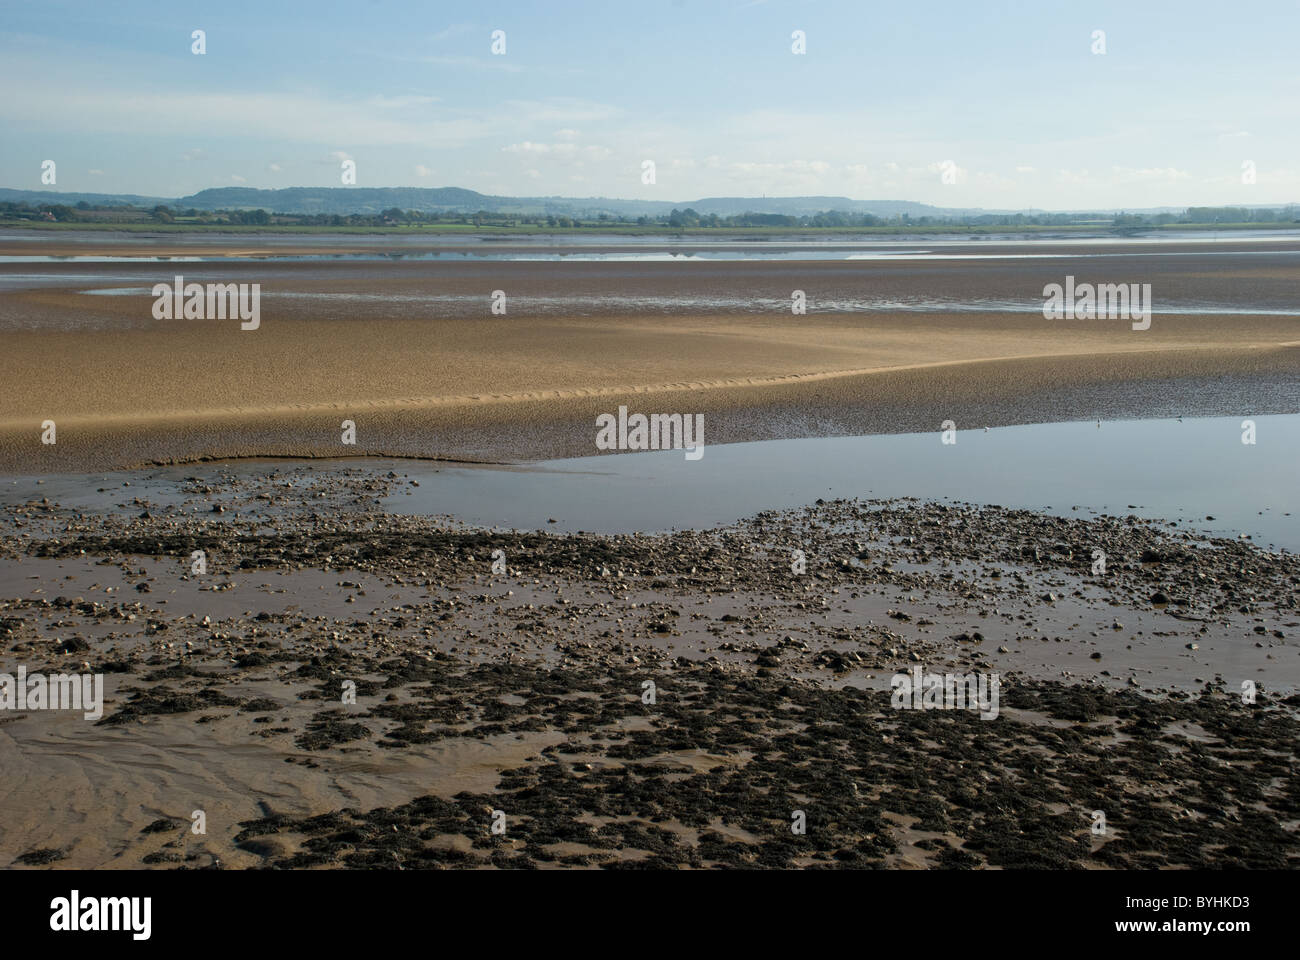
[2,0,1297,208]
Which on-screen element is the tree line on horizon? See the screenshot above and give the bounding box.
[3,199,1297,230]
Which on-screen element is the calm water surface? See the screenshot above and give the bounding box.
[3,415,1295,549]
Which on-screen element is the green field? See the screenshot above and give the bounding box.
[3,219,1298,238]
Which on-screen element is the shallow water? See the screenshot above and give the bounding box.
[67,286,1300,317]
[8,247,1300,264]
[4,228,1300,264]
[4,415,1295,549]
[381,414,1299,548]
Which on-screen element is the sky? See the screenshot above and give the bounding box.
[2,0,1298,210]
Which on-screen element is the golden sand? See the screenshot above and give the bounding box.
[1,248,1297,471]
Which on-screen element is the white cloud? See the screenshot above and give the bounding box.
[502,141,611,160]
[0,57,616,152]
[369,95,440,109]
[430,23,477,42]
[1055,168,1093,184]
[1114,166,1192,182]
[925,160,967,184]
[719,159,844,192]
[412,55,522,74]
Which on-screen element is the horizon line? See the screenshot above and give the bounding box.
[5,186,1300,216]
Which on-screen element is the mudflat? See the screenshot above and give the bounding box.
[1,237,1298,472]
[1,234,1297,871]
[2,465,1296,869]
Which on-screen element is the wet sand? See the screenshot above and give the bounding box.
[1,234,1297,869]
[1,240,1299,473]
[3,231,1300,259]
[1,465,1296,869]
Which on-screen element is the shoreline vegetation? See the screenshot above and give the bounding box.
[5,220,1299,238]
[3,196,1299,237]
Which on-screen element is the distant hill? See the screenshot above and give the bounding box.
[2,186,1296,220]
[176,188,978,219]
[180,186,493,215]
[0,185,984,219]
[0,188,173,208]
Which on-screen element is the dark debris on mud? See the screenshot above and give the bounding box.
[223,659,1300,870]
